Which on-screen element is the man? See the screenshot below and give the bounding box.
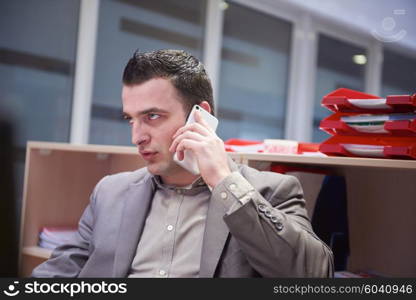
[32,49,333,278]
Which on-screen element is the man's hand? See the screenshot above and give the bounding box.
[169,111,231,188]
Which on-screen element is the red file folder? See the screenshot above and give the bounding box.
[320,113,416,136]
[319,136,416,159]
[322,88,416,113]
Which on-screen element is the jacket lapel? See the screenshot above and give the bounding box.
[199,196,230,277]
[199,157,239,277]
[112,173,154,277]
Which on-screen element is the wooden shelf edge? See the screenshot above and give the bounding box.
[26,142,416,170]
[22,246,52,259]
[27,141,138,155]
[236,152,416,170]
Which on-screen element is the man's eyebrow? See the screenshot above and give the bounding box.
[122,107,169,117]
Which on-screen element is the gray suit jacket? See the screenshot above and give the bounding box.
[32,159,333,278]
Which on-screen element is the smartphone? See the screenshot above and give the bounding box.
[173,105,219,175]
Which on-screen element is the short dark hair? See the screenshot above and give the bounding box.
[122,49,214,115]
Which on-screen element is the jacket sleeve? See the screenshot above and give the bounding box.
[31,177,105,278]
[213,171,334,278]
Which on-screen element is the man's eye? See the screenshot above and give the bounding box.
[123,116,134,126]
[148,113,160,120]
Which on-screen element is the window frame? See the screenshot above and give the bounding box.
[70,0,410,144]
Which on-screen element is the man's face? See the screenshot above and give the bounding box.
[122,78,188,177]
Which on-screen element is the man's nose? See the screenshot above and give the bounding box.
[131,123,150,146]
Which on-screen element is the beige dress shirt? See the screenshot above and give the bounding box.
[128,172,255,277]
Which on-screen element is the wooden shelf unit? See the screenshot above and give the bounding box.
[235,152,416,277]
[19,142,145,277]
[19,142,416,277]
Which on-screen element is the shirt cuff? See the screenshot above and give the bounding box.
[212,171,255,210]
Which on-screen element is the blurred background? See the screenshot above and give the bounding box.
[1,0,415,276]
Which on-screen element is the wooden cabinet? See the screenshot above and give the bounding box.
[237,153,416,277]
[19,142,416,277]
[19,142,145,276]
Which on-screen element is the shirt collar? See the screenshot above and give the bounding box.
[151,175,207,191]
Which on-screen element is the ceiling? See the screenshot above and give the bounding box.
[281,0,416,52]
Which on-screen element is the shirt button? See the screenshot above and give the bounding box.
[220,192,227,199]
[265,210,272,218]
[229,184,236,190]
[276,222,284,231]
[167,225,173,231]
[159,269,166,276]
[270,216,279,223]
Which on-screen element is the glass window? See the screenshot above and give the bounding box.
[0,0,79,197]
[217,2,292,141]
[0,0,79,148]
[312,34,366,142]
[89,0,207,145]
[381,49,416,97]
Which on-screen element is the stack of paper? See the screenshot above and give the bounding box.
[224,139,264,153]
[340,113,416,134]
[38,227,77,249]
[263,139,298,154]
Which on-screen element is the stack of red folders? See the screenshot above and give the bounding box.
[319,88,416,160]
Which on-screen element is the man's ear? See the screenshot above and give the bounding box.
[199,101,211,113]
